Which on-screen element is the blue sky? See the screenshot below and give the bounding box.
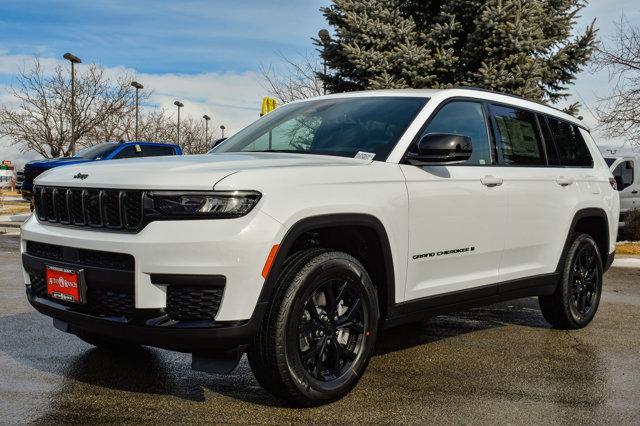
[1,0,639,164]
[0,0,330,76]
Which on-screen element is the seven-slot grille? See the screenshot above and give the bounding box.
[33,186,144,231]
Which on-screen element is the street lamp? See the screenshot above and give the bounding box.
[203,114,211,145]
[131,81,143,141]
[174,101,184,145]
[63,53,82,154]
[318,29,331,95]
[220,124,226,138]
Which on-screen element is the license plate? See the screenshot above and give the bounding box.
[46,265,85,304]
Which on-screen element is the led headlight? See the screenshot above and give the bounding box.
[147,190,261,218]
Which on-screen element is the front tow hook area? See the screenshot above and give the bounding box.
[191,347,245,374]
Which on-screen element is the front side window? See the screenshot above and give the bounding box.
[213,97,427,161]
[114,145,143,159]
[612,160,634,190]
[547,118,593,167]
[415,101,492,165]
[491,105,545,166]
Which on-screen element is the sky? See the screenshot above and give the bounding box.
[0,0,639,166]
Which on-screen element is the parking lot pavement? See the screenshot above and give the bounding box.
[1,233,639,424]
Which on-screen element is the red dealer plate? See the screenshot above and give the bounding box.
[46,265,84,303]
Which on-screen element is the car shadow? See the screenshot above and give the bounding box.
[0,297,551,410]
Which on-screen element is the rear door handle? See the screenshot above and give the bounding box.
[632,190,638,194]
[556,177,574,187]
[481,175,503,187]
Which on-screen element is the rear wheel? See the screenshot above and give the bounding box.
[539,233,603,329]
[248,249,379,406]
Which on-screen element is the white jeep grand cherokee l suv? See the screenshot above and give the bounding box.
[22,89,618,406]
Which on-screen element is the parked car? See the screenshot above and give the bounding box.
[22,88,618,406]
[16,170,24,190]
[605,156,639,225]
[20,141,182,201]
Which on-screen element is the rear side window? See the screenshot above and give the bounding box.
[490,105,545,166]
[612,160,634,190]
[547,118,593,167]
[537,115,560,166]
[143,145,176,157]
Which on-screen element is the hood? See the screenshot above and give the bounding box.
[26,157,93,169]
[34,152,373,190]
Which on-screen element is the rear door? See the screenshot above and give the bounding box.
[401,100,507,301]
[488,106,579,282]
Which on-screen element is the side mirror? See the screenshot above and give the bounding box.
[407,133,473,165]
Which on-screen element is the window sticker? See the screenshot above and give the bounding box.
[354,151,376,161]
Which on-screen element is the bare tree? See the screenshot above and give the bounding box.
[177,116,220,154]
[260,53,324,104]
[594,15,640,143]
[0,58,140,157]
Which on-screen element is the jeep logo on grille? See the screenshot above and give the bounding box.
[73,173,88,180]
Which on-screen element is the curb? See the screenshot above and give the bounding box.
[0,222,22,228]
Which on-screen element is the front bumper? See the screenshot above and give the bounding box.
[27,290,262,352]
[21,210,285,321]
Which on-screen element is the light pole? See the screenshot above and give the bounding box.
[63,53,82,154]
[174,101,184,145]
[131,81,143,141]
[203,115,211,145]
[318,29,331,95]
[220,125,226,138]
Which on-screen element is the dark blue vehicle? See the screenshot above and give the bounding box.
[21,141,182,200]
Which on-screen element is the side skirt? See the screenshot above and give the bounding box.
[384,272,559,329]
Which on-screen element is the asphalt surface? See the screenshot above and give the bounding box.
[1,233,639,424]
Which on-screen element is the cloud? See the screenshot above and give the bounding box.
[0,50,267,166]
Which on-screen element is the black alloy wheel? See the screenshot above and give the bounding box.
[297,277,366,382]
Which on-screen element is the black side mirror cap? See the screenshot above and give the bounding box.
[406,133,473,165]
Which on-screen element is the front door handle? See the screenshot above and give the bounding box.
[556,177,574,187]
[481,175,503,187]
[632,190,638,194]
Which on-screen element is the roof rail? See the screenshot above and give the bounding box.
[450,86,578,119]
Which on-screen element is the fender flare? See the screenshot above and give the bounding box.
[555,207,610,273]
[251,213,396,323]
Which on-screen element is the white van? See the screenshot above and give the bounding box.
[605,156,639,223]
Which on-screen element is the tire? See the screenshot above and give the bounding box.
[74,330,142,351]
[247,249,379,406]
[539,233,603,329]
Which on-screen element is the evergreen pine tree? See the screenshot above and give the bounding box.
[319,0,596,105]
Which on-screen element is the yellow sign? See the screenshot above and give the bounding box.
[260,97,277,116]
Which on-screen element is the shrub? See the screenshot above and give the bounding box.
[624,209,640,241]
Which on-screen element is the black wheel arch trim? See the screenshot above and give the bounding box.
[555,208,612,273]
[253,213,396,323]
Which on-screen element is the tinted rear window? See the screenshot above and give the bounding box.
[547,118,593,167]
[143,145,176,157]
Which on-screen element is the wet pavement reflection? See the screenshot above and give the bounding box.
[1,234,639,423]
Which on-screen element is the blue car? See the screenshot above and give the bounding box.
[21,141,182,200]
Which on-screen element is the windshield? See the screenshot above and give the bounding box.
[211,97,428,160]
[74,142,119,160]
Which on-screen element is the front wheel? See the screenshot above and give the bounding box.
[248,249,379,406]
[539,233,603,329]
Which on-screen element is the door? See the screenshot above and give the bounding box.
[402,100,507,301]
[609,157,637,215]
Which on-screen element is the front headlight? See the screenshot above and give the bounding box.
[146,190,261,218]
